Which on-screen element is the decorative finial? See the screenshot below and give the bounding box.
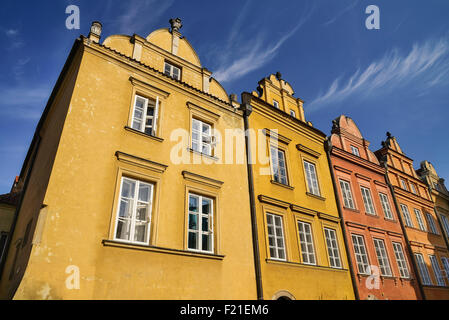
[88,21,102,43]
[275,72,282,81]
[386,131,392,138]
[169,18,183,33]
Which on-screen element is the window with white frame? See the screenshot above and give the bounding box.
[324,228,342,268]
[192,118,213,156]
[187,194,214,253]
[290,110,296,117]
[270,147,288,185]
[379,193,393,219]
[415,253,433,285]
[298,221,316,265]
[426,212,438,234]
[350,146,360,157]
[373,238,393,276]
[410,183,418,194]
[304,160,320,196]
[401,179,409,191]
[131,95,159,136]
[440,214,449,237]
[273,100,280,109]
[392,242,410,278]
[400,204,414,228]
[266,213,286,260]
[339,179,355,209]
[429,255,446,286]
[360,186,376,215]
[164,62,181,80]
[414,209,427,231]
[352,234,370,274]
[441,257,449,281]
[115,177,154,244]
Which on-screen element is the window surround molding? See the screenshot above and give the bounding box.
[269,143,292,187]
[338,178,357,211]
[108,156,165,247]
[262,204,290,262]
[182,174,222,255]
[296,144,321,158]
[258,195,290,209]
[320,220,345,269]
[295,214,318,266]
[128,76,170,138]
[301,155,324,199]
[263,128,292,145]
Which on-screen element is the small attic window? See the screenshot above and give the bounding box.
[273,100,280,109]
[164,62,181,80]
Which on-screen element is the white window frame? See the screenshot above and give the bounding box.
[410,183,417,194]
[273,100,279,109]
[114,177,154,245]
[164,62,181,80]
[400,204,414,228]
[270,147,288,185]
[360,186,376,215]
[350,145,360,157]
[297,220,317,265]
[290,110,296,117]
[131,94,160,136]
[414,209,427,232]
[373,238,393,276]
[266,213,286,261]
[415,253,432,285]
[429,255,446,286]
[187,193,214,253]
[304,160,320,196]
[401,179,409,191]
[339,179,355,210]
[324,228,342,268]
[192,118,213,156]
[392,242,410,278]
[426,212,438,234]
[352,234,370,275]
[379,193,393,220]
[440,214,449,237]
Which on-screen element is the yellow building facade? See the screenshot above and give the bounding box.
[241,74,355,300]
[0,20,257,299]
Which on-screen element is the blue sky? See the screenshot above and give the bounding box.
[1,0,449,194]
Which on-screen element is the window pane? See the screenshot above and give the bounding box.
[202,217,209,232]
[121,179,136,198]
[202,234,211,252]
[188,232,198,249]
[134,223,147,243]
[116,219,131,241]
[189,195,199,212]
[189,214,198,230]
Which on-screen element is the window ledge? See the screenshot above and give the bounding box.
[188,148,219,161]
[365,213,379,218]
[343,207,360,213]
[125,126,164,142]
[306,192,326,201]
[265,259,348,272]
[102,240,225,260]
[384,217,397,223]
[270,180,294,190]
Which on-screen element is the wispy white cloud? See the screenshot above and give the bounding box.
[213,5,314,83]
[2,27,25,50]
[5,29,19,37]
[0,84,51,120]
[308,37,449,111]
[117,0,174,35]
[323,0,358,26]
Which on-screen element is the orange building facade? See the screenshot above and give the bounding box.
[328,116,421,300]
[374,133,449,300]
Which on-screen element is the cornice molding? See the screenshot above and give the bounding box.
[263,128,292,145]
[129,76,170,98]
[182,171,223,189]
[296,144,321,158]
[115,151,168,173]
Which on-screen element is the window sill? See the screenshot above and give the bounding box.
[365,213,379,218]
[270,180,294,190]
[343,207,360,213]
[306,192,326,201]
[124,126,164,142]
[265,259,348,272]
[102,240,225,260]
[384,217,397,223]
[188,148,219,161]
